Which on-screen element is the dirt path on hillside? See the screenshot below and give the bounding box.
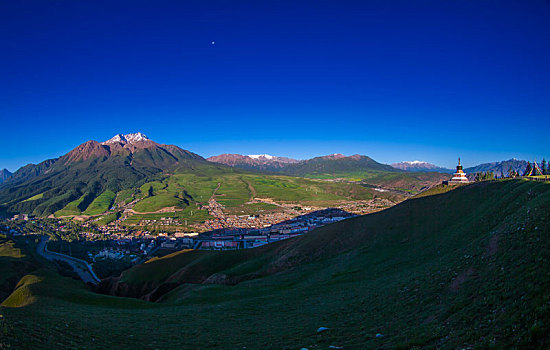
[210,182,221,200]
[449,267,475,292]
[241,178,257,200]
[485,234,499,256]
[129,206,183,214]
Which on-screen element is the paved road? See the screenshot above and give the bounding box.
[37,236,101,285]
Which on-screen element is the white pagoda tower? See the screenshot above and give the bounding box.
[449,158,469,183]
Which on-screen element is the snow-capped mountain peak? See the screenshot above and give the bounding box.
[248,154,274,160]
[103,132,150,145]
[125,132,149,142]
[391,160,453,173]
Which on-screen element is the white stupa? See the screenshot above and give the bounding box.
[449,158,469,183]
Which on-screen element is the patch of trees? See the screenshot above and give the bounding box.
[474,171,495,181]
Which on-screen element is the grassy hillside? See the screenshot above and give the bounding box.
[1,179,549,349]
[21,193,44,202]
[83,190,116,215]
[0,235,41,303]
[54,193,88,217]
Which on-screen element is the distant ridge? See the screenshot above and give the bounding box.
[392,160,453,173]
[207,153,299,171]
[279,154,398,176]
[207,153,448,192]
[207,153,397,174]
[464,159,529,177]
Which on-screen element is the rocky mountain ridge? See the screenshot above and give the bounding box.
[392,161,453,173]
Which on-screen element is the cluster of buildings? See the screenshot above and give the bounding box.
[10,214,29,221]
[194,208,355,250]
[137,216,181,226]
[93,248,128,261]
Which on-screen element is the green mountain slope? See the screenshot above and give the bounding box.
[1,179,549,349]
[0,136,208,217]
[280,154,397,176]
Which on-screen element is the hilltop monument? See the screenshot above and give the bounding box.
[449,158,470,183]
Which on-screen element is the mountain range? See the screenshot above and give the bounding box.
[0,133,536,219]
[464,159,529,177]
[387,159,531,177]
[1,133,411,220]
[206,153,450,193]
[209,154,532,178]
[209,153,401,176]
[206,153,298,171]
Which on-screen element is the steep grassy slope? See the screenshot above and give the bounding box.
[1,179,549,349]
[0,140,207,217]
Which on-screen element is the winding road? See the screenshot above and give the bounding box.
[37,236,101,285]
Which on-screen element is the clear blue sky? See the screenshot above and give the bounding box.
[1,0,549,171]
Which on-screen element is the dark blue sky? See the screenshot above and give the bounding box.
[1,0,549,171]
